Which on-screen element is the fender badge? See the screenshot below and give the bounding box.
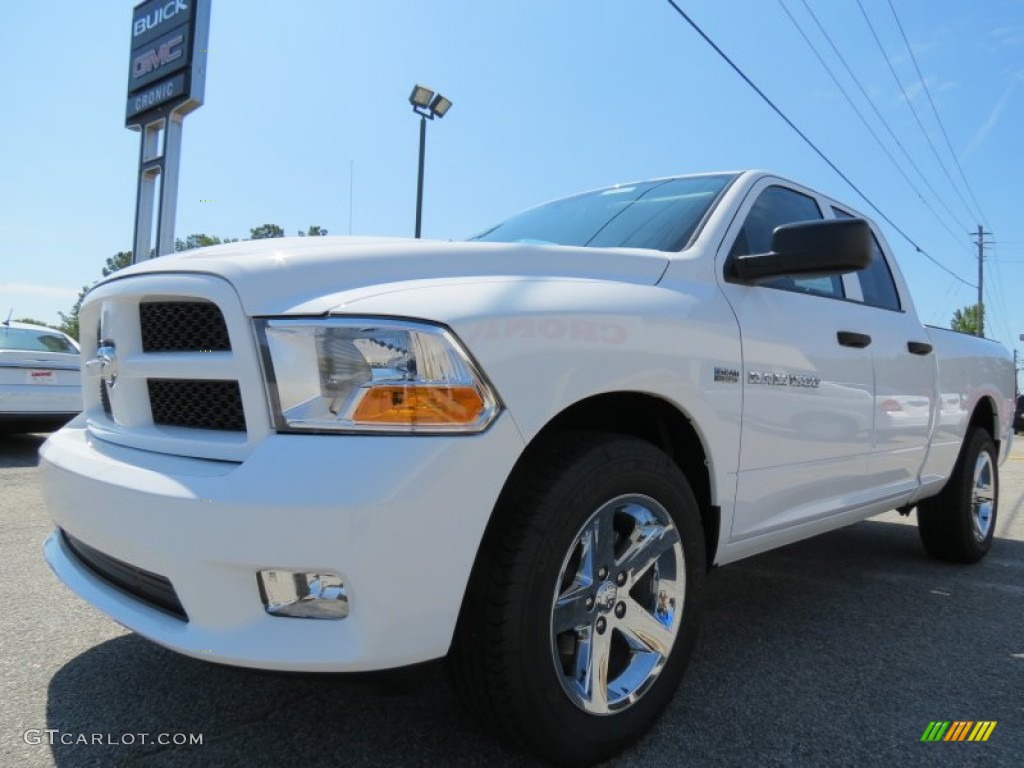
[748,371,820,388]
[714,367,740,383]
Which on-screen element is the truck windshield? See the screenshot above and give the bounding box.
[469,173,736,252]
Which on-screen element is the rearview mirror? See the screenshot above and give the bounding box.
[732,218,872,282]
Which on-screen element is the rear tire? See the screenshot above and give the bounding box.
[450,432,705,766]
[917,428,998,564]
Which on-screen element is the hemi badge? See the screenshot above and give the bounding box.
[714,367,740,383]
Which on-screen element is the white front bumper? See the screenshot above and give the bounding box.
[40,415,524,671]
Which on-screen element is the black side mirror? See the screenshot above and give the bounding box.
[732,218,872,282]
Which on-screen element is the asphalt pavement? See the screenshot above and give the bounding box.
[1,432,1021,767]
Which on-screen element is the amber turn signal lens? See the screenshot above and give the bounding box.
[351,386,486,425]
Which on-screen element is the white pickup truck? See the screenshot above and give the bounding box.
[40,171,1015,765]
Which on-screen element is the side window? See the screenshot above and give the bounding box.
[832,208,902,311]
[730,185,843,299]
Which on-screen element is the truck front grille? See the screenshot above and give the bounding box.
[82,275,267,460]
[62,530,188,621]
[148,379,246,432]
[140,300,231,352]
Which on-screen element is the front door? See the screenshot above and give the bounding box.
[717,179,876,541]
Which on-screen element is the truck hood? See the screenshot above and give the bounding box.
[101,236,670,316]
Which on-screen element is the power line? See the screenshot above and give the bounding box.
[988,277,1014,341]
[928,279,974,327]
[855,0,979,227]
[927,277,961,325]
[977,230,1013,343]
[661,0,975,288]
[776,0,968,250]
[986,240,1013,330]
[884,0,989,227]
[984,283,1014,344]
[797,0,971,235]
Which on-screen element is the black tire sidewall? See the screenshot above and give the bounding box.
[919,428,998,563]
[953,431,999,560]
[505,439,705,764]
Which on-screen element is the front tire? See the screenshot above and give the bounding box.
[917,428,998,563]
[451,433,705,766]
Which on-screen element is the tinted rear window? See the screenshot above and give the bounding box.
[832,207,901,310]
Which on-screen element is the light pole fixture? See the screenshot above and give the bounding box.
[409,84,453,238]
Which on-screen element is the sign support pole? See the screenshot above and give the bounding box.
[131,111,185,262]
[157,113,184,257]
[132,117,162,261]
[126,0,210,264]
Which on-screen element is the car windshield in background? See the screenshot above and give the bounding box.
[0,327,77,354]
[469,173,736,251]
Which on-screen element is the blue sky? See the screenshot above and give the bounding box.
[1,1,1022,362]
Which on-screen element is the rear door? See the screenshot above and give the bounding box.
[716,179,876,540]
[830,207,936,501]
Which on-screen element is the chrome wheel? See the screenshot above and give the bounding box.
[971,451,995,542]
[550,494,685,715]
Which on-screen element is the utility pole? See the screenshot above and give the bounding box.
[1015,335,1024,399]
[972,225,992,337]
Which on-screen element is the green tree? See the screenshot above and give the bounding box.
[58,250,133,340]
[57,288,88,341]
[13,317,54,328]
[176,233,223,251]
[249,223,285,239]
[103,250,133,277]
[299,225,328,237]
[951,304,982,336]
[57,224,296,342]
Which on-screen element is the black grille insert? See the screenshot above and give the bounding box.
[148,379,246,432]
[61,530,187,621]
[96,325,113,418]
[99,381,112,417]
[140,301,231,352]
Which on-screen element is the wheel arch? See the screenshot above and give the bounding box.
[968,395,999,449]
[473,392,720,581]
[533,393,717,560]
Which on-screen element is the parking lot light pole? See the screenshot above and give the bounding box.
[408,85,453,239]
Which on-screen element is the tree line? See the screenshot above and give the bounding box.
[40,224,326,340]
[26,237,986,343]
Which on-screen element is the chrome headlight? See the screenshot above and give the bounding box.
[254,317,500,433]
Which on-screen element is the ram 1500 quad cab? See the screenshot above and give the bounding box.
[40,171,1015,765]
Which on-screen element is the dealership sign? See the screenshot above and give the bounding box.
[126,0,210,125]
[126,0,211,262]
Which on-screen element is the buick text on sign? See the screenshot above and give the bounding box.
[131,0,193,47]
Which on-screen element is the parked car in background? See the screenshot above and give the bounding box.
[0,321,81,433]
